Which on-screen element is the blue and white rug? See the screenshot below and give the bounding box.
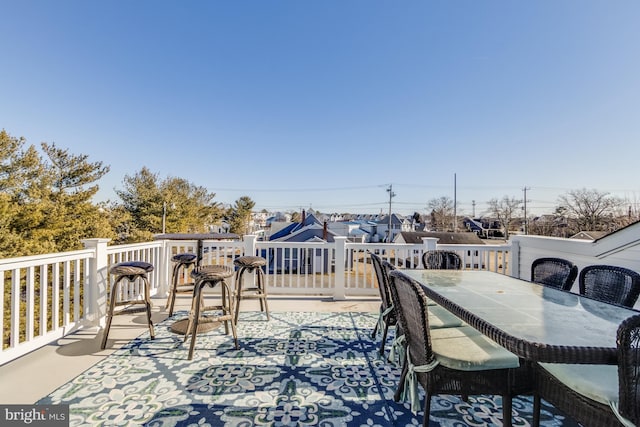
[38,311,575,426]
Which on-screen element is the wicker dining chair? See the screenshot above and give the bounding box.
[421,250,462,270]
[388,270,532,427]
[578,265,640,308]
[370,251,396,356]
[533,314,640,427]
[370,251,466,358]
[530,257,578,291]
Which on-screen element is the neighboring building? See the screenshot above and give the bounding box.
[377,213,413,242]
[266,211,336,274]
[327,221,370,242]
[462,217,504,239]
[570,231,610,240]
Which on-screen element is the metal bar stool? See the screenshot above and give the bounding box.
[101,261,155,349]
[233,255,269,325]
[165,253,197,316]
[184,265,238,360]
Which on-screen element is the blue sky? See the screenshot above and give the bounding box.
[2,1,639,217]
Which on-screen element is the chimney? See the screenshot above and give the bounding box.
[323,221,328,240]
[301,209,306,224]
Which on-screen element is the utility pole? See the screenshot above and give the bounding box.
[453,173,457,232]
[387,184,395,242]
[472,200,476,218]
[523,187,531,235]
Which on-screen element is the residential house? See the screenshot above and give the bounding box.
[463,217,504,239]
[266,211,336,274]
[377,213,413,242]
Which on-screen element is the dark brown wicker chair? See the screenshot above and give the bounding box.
[530,257,578,291]
[533,314,640,427]
[371,252,465,358]
[422,250,462,270]
[388,269,533,427]
[370,251,397,355]
[578,265,640,308]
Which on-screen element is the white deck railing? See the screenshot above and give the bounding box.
[1,236,512,365]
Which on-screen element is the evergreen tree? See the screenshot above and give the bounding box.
[228,196,256,236]
[116,167,223,242]
[0,130,111,255]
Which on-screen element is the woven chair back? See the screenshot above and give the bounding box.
[579,265,640,308]
[370,252,394,313]
[388,270,435,368]
[422,250,462,270]
[531,257,578,291]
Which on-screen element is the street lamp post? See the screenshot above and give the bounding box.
[162,201,167,234]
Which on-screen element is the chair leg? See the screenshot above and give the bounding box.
[502,395,512,427]
[532,394,541,427]
[379,321,389,355]
[394,353,408,402]
[257,268,269,320]
[223,282,239,350]
[371,306,381,339]
[423,392,432,427]
[184,283,200,344]
[166,262,181,316]
[187,283,204,360]
[221,280,230,335]
[233,267,244,325]
[142,276,155,339]
[101,276,122,349]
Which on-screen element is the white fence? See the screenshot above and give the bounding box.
[1,236,512,365]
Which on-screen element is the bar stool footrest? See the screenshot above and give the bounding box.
[114,305,150,315]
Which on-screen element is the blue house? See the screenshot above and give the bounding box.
[266,212,336,274]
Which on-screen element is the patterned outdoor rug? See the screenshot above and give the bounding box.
[38,311,576,426]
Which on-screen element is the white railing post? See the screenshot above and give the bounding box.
[334,237,347,301]
[422,237,438,251]
[509,239,520,278]
[81,238,111,328]
[155,240,170,299]
[244,234,257,256]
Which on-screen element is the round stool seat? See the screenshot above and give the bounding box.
[191,265,234,282]
[110,261,154,277]
[234,256,267,269]
[172,253,197,264]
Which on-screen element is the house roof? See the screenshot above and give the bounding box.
[583,219,640,242]
[269,213,338,242]
[396,231,485,245]
[570,231,610,241]
[377,213,409,226]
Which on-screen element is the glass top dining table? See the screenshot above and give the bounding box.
[398,269,639,364]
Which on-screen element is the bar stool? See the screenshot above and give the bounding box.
[165,253,197,316]
[101,261,155,349]
[184,265,238,360]
[233,255,269,324]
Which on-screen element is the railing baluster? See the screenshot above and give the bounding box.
[26,266,35,341]
[11,268,20,348]
[52,262,60,330]
[63,260,70,326]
